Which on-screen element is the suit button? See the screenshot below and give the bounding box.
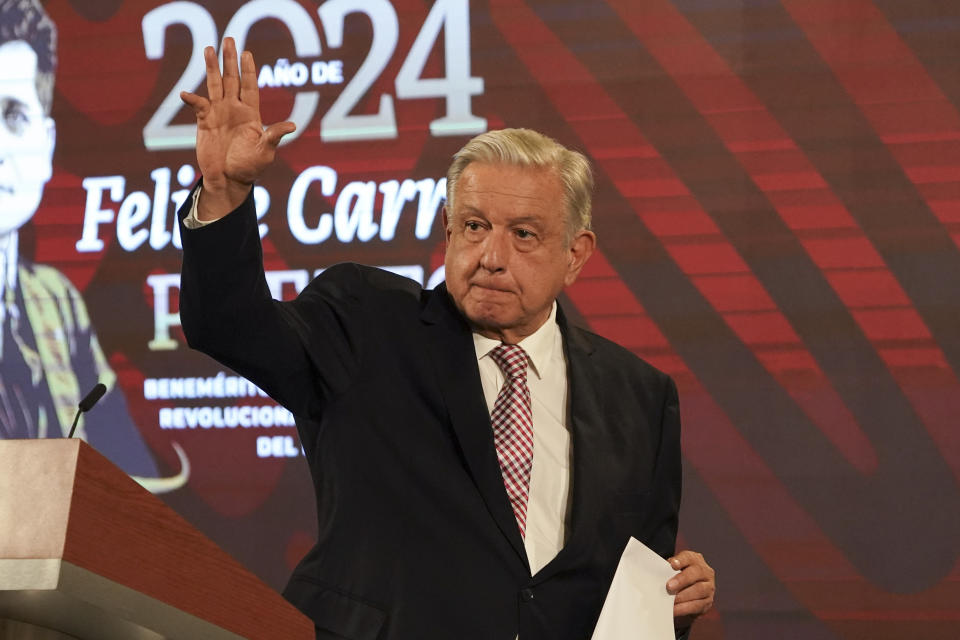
[520,588,535,602]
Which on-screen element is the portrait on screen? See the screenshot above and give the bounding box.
[0,0,186,492]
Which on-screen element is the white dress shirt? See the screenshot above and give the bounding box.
[473,303,573,575]
[182,186,209,230]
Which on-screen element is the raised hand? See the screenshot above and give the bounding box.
[180,37,296,220]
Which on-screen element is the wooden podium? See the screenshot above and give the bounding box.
[0,439,313,639]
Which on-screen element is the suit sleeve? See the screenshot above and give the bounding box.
[178,183,364,420]
[648,374,682,560]
[654,377,689,640]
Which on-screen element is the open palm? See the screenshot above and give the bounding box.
[180,38,295,217]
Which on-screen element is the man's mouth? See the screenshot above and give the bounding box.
[470,282,514,295]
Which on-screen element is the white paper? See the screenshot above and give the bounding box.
[591,537,679,640]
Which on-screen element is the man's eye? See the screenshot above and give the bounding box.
[515,229,535,239]
[3,104,31,134]
[465,221,481,231]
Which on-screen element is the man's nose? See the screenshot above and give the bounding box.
[479,230,509,272]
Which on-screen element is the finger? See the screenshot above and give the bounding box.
[674,597,713,618]
[203,46,222,101]
[179,91,210,117]
[669,550,704,570]
[667,565,710,594]
[673,581,713,604]
[264,121,297,148]
[222,37,240,100]
[240,50,259,110]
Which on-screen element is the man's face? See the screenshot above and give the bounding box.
[443,162,595,344]
[0,40,55,235]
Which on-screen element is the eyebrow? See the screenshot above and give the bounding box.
[458,206,545,227]
[1,97,31,110]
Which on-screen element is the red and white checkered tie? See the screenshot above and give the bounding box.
[489,344,534,538]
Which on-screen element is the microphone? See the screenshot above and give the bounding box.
[68,383,107,438]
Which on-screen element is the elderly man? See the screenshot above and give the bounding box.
[0,0,175,486]
[179,38,714,639]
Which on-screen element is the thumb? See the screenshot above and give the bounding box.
[264,121,297,148]
[180,91,209,117]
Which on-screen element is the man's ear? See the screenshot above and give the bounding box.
[563,229,596,287]
[441,205,452,242]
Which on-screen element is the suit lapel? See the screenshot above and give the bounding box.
[564,322,604,552]
[420,285,529,569]
[530,310,605,583]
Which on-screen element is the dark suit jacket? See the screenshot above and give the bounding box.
[179,188,682,640]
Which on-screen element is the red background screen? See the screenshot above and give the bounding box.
[14,1,960,637]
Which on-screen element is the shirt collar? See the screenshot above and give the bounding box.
[472,302,559,381]
[0,231,18,299]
